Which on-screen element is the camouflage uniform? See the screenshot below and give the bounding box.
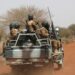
[36,27,49,38]
[6,22,20,45]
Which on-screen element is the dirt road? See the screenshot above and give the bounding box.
[0,42,75,75]
[53,42,75,75]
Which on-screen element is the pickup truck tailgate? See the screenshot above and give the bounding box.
[4,46,50,59]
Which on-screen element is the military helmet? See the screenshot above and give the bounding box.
[42,21,49,26]
[41,21,50,31]
[9,21,20,30]
[28,14,33,20]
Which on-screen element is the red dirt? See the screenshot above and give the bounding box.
[53,42,75,75]
[0,42,75,75]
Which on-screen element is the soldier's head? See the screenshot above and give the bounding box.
[9,21,20,36]
[41,21,50,31]
[28,14,33,21]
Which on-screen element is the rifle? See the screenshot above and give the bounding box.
[48,8,57,39]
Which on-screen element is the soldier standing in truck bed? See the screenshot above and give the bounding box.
[26,14,37,33]
[25,14,37,45]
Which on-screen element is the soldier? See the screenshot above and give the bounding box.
[37,27,49,38]
[9,22,20,40]
[51,27,61,55]
[6,22,20,46]
[36,21,49,38]
[26,14,37,33]
[41,21,50,32]
[25,14,37,45]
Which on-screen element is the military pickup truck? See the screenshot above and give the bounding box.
[3,30,64,68]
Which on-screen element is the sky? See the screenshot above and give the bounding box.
[0,0,75,27]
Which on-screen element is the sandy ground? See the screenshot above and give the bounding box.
[53,42,75,75]
[0,42,75,75]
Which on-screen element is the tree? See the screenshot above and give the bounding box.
[69,24,75,36]
[0,29,5,41]
[0,6,48,41]
[0,6,47,28]
[59,27,72,38]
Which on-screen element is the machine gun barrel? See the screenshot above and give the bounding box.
[48,7,57,39]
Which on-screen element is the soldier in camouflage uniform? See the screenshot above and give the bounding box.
[6,22,20,46]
